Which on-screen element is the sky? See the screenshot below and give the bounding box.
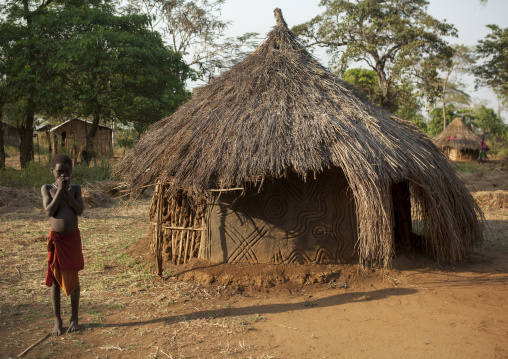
[213,0,508,120]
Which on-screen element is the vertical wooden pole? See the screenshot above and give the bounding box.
[155,182,163,276]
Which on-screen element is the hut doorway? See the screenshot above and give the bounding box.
[391,180,413,251]
[201,168,358,264]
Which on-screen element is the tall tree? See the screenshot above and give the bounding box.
[427,104,456,136]
[475,105,505,136]
[49,4,191,156]
[342,67,426,131]
[292,0,456,111]
[122,0,258,82]
[438,44,474,129]
[1,0,59,167]
[1,1,190,165]
[474,24,508,105]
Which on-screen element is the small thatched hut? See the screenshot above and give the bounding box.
[433,118,485,161]
[115,9,483,273]
[50,118,112,159]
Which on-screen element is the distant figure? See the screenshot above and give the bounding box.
[41,154,84,335]
[478,136,488,165]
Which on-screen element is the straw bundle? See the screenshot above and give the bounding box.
[115,9,484,266]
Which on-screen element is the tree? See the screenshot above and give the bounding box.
[427,104,457,136]
[342,68,381,105]
[1,1,190,165]
[475,105,505,136]
[0,0,62,167]
[50,4,191,156]
[342,68,426,131]
[122,0,258,82]
[438,44,474,129]
[292,0,456,111]
[474,25,508,105]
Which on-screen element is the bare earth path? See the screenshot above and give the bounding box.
[1,165,507,358]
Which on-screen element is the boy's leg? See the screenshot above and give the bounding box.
[68,285,80,333]
[51,279,63,335]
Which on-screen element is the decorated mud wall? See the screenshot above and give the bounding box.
[201,168,358,264]
[150,168,358,269]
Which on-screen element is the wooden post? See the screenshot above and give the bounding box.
[155,182,163,276]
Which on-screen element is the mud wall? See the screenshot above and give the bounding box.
[200,168,358,264]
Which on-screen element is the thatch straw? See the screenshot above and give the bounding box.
[115,9,484,265]
[433,117,485,151]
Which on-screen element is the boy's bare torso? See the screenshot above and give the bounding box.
[42,184,80,234]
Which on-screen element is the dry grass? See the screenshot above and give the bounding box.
[0,193,271,358]
[473,191,508,209]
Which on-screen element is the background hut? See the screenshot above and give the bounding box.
[2,122,20,147]
[35,122,54,155]
[50,118,113,160]
[433,117,485,161]
[115,9,484,274]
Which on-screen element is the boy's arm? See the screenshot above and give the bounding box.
[64,185,84,216]
[41,184,63,217]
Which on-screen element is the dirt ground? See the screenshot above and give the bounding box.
[1,161,507,359]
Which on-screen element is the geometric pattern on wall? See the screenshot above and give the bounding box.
[201,168,357,264]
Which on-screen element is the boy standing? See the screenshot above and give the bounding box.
[41,154,84,335]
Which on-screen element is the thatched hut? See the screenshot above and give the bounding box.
[50,118,112,159]
[115,9,483,273]
[433,117,486,161]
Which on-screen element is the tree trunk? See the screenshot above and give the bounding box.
[0,116,5,171]
[375,69,391,110]
[442,72,450,129]
[83,115,101,165]
[18,109,35,169]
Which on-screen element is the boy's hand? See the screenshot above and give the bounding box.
[57,177,70,191]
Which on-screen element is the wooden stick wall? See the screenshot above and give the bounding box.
[149,184,205,271]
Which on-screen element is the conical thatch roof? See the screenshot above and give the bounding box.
[433,117,484,150]
[116,9,483,265]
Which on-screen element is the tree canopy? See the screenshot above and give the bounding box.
[342,67,426,131]
[475,105,505,136]
[292,0,456,111]
[1,0,190,166]
[122,0,259,82]
[50,3,191,149]
[474,24,508,105]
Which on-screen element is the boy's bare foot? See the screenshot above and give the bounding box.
[52,319,63,335]
[67,318,79,333]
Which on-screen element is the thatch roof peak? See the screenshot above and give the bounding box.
[273,8,288,28]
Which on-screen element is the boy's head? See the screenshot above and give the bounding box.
[51,154,73,170]
[50,154,73,183]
